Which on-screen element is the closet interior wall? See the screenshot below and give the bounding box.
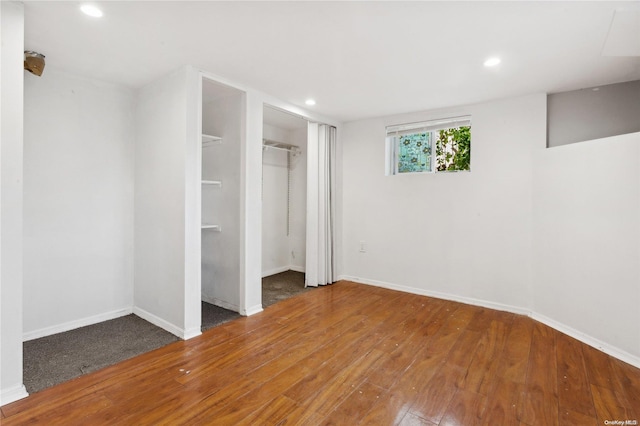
[262,107,307,277]
[201,79,244,311]
[23,68,135,340]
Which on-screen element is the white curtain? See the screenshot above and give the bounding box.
[305,123,337,287]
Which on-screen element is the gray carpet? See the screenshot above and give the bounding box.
[23,271,309,394]
[262,270,311,307]
[23,314,179,394]
[201,301,241,331]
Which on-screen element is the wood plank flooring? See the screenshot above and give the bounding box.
[2,281,639,425]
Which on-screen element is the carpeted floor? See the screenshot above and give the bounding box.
[23,270,309,394]
[23,314,180,394]
[201,301,241,332]
[262,270,310,307]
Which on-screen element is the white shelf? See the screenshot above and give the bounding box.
[202,180,222,187]
[202,134,222,147]
[201,224,221,231]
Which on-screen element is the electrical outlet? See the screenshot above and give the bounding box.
[359,241,366,253]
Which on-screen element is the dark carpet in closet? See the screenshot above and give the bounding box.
[23,314,179,394]
[262,270,310,307]
[201,301,241,331]
[22,271,308,394]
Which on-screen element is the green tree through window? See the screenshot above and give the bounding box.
[436,126,471,171]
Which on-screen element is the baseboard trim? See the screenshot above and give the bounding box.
[242,304,264,316]
[1,384,28,407]
[132,306,187,340]
[202,296,240,313]
[339,275,530,316]
[262,265,306,278]
[338,275,640,369]
[531,312,640,369]
[262,265,290,278]
[23,307,133,341]
[182,327,202,340]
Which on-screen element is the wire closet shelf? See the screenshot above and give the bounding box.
[262,139,301,156]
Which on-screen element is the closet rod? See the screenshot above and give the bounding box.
[262,139,301,154]
[263,145,295,153]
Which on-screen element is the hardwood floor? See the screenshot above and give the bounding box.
[2,281,639,425]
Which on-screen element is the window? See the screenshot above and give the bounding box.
[386,116,471,175]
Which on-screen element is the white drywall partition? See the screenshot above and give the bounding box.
[532,130,640,363]
[1,0,28,406]
[134,67,190,337]
[241,92,264,315]
[22,68,135,339]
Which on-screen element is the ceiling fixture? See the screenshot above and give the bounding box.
[305,99,316,106]
[24,51,46,76]
[80,4,103,18]
[483,57,501,67]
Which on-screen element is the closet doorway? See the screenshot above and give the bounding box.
[200,77,244,329]
[262,106,309,306]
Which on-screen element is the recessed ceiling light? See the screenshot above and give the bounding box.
[80,4,103,18]
[305,99,316,106]
[483,57,501,67]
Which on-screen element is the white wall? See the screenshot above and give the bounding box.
[241,92,264,315]
[341,92,640,365]
[532,131,640,361]
[0,0,28,406]
[22,68,135,339]
[289,126,307,272]
[262,143,290,275]
[261,124,307,276]
[134,67,190,337]
[201,90,244,311]
[341,94,541,311]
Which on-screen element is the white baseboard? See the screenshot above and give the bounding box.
[262,265,306,278]
[202,295,261,316]
[242,304,264,316]
[339,275,530,316]
[338,275,640,369]
[23,307,133,341]
[202,296,240,313]
[531,312,640,369]
[132,306,187,340]
[262,265,290,278]
[182,327,202,340]
[1,384,28,407]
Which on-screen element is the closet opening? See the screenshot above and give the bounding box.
[262,105,310,306]
[199,77,244,330]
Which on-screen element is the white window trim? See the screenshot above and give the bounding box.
[386,115,471,176]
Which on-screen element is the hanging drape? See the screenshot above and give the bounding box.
[305,123,337,287]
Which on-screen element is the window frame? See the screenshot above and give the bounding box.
[385,115,472,176]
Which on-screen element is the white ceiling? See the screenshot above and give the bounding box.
[264,106,308,130]
[23,1,640,123]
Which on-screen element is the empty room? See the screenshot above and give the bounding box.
[1,1,639,424]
